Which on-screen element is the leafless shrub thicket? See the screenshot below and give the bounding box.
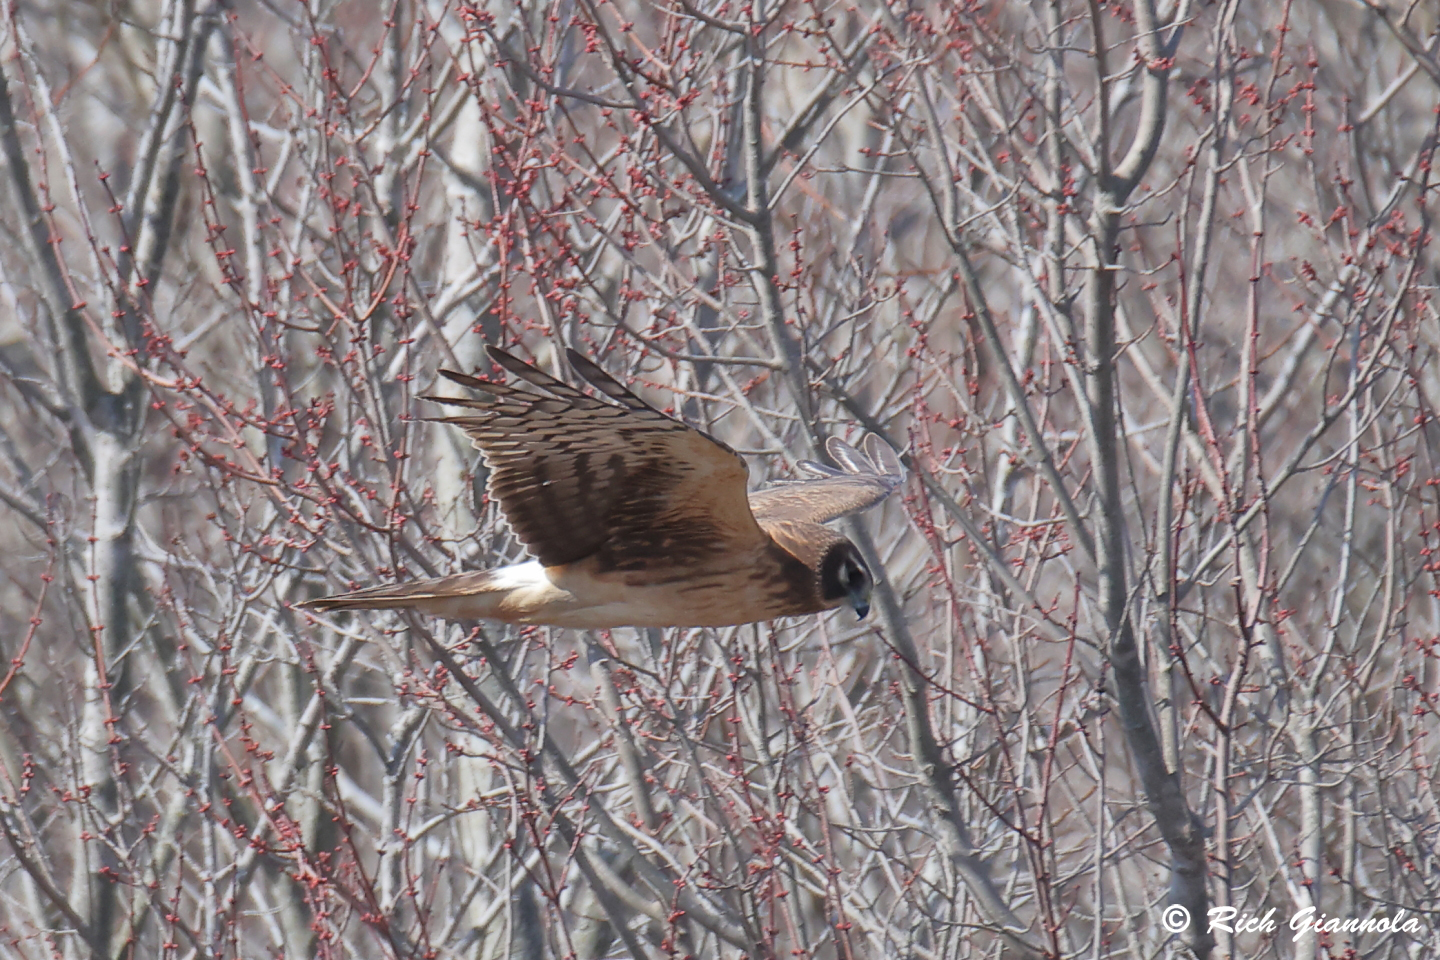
[1,0,1437,958]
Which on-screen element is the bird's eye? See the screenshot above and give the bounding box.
[844,560,865,587]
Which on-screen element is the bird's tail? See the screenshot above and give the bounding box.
[298,569,512,618]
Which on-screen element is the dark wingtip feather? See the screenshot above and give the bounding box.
[564,347,598,376]
[481,344,597,401]
[438,368,493,390]
[432,365,551,404]
[485,345,556,385]
[565,348,653,410]
[420,393,492,410]
[483,344,526,373]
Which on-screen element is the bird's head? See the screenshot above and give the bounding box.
[820,541,874,621]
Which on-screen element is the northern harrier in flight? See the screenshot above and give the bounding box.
[302,347,903,629]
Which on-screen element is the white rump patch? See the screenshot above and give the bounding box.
[488,560,549,590]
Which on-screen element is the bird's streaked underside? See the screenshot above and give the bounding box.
[301,346,903,629]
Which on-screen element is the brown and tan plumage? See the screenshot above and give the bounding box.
[301,346,903,628]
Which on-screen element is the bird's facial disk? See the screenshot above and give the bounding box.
[839,555,873,620]
[820,543,874,620]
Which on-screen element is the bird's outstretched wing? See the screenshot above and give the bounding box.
[427,347,767,573]
[748,435,904,525]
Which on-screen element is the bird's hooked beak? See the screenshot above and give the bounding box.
[850,584,871,621]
